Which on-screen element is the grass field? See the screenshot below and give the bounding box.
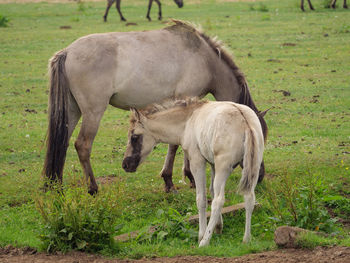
[0,0,349,258]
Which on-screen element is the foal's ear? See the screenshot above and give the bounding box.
[131,108,143,121]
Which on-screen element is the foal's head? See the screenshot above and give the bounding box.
[122,109,157,173]
[174,0,184,8]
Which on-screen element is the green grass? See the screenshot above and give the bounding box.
[0,0,349,258]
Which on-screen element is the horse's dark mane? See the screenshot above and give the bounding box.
[167,20,268,140]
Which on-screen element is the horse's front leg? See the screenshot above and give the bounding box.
[75,111,105,195]
[189,155,207,243]
[183,156,195,188]
[159,144,178,192]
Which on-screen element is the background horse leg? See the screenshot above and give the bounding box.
[74,111,105,195]
[300,0,305,11]
[307,0,315,10]
[103,0,114,22]
[146,0,154,21]
[345,0,348,8]
[116,0,126,21]
[154,0,162,20]
[159,144,178,192]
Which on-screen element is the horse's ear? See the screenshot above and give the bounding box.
[258,108,271,118]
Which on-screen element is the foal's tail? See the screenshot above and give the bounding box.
[43,50,70,185]
[237,127,263,195]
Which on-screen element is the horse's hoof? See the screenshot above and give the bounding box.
[88,188,98,196]
[165,186,178,194]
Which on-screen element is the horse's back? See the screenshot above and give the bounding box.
[63,27,213,110]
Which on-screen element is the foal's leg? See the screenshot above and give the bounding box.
[159,144,178,192]
[189,155,207,243]
[103,0,114,22]
[146,0,154,21]
[344,0,348,8]
[75,111,105,195]
[210,164,223,234]
[243,191,255,243]
[116,0,126,21]
[300,0,305,11]
[199,159,231,247]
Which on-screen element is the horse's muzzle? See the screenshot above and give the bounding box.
[122,156,140,173]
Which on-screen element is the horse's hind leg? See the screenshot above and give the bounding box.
[307,0,315,10]
[116,0,126,21]
[154,0,162,20]
[345,0,348,8]
[75,111,105,195]
[146,0,154,21]
[103,0,114,22]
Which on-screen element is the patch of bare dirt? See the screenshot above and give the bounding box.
[1,245,350,263]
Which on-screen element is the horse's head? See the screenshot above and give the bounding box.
[122,109,157,173]
[174,0,184,8]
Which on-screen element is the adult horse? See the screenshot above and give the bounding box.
[43,20,268,195]
[122,98,265,246]
[103,0,184,22]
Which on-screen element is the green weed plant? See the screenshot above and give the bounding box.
[35,183,123,253]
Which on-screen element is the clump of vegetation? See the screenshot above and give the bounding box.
[77,0,86,12]
[0,15,10,27]
[249,3,269,12]
[263,172,339,233]
[136,208,197,244]
[35,183,124,253]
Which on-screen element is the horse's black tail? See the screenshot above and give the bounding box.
[43,50,69,185]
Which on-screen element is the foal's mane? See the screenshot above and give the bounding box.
[140,97,207,118]
[166,20,268,139]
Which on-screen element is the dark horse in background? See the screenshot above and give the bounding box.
[300,0,347,11]
[103,0,184,22]
[43,20,268,195]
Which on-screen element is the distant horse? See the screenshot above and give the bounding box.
[301,0,348,11]
[103,0,184,22]
[43,20,268,195]
[122,98,265,246]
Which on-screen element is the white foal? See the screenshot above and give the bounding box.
[122,98,265,247]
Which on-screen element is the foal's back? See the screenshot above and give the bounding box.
[185,101,263,163]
